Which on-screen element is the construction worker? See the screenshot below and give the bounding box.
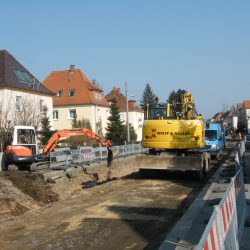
[19,130,27,144]
[107,147,113,167]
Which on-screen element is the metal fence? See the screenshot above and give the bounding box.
[49,144,148,169]
[196,141,247,250]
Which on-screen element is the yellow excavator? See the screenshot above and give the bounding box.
[139,89,210,178]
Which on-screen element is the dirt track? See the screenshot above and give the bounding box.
[0,146,234,250]
[0,172,204,250]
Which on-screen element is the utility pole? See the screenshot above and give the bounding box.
[125,81,130,143]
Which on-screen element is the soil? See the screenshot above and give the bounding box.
[0,169,95,222]
[0,149,231,250]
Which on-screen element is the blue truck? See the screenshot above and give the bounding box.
[204,123,226,159]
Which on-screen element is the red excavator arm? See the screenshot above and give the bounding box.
[43,128,112,155]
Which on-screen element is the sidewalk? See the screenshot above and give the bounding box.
[159,143,250,250]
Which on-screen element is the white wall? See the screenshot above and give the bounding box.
[53,105,110,135]
[246,109,250,133]
[120,111,144,141]
[0,88,53,129]
[232,116,238,129]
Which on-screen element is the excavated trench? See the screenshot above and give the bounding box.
[0,146,237,249]
[0,147,233,221]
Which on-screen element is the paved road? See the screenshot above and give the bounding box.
[0,175,203,250]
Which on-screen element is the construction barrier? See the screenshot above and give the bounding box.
[49,144,148,169]
[196,141,247,250]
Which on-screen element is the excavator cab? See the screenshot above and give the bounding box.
[4,126,38,166]
[14,126,37,155]
[145,105,167,120]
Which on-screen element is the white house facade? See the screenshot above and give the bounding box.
[0,50,54,131]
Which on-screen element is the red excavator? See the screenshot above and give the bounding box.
[2,126,111,171]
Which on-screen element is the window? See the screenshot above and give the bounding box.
[16,96,22,111]
[39,99,44,112]
[13,69,31,82]
[95,92,102,100]
[120,114,125,121]
[97,109,101,122]
[17,129,36,145]
[68,109,76,119]
[69,89,75,97]
[56,90,63,97]
[53,110,59,120]
[205,130,217,140]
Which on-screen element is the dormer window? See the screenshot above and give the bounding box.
[69,89,75,97]
[13,69,32,82]
[95,92,102,100]
[56,90,63,97]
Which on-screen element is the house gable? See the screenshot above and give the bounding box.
[0,50,54,96]
[243,100,250,109]
[105,87,143,113]
[43,65,109,107]
[237,103,243,110]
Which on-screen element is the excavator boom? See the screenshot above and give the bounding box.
[43,128,112,155]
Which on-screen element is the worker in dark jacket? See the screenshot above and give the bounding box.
[18,130,27,144]
[107,147,113,167]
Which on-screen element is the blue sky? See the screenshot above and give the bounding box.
[1,0,250,118]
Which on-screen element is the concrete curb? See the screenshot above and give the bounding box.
[159,154,235,250]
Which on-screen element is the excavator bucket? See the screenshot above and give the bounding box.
[136,153,210,178]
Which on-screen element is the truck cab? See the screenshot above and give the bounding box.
[205,123,226,159]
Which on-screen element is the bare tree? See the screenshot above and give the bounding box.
[0,105,13,151]
[12,97,41,127]
[0,95,44,151]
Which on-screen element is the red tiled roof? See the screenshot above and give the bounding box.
[243,100,250,109]
[237,103,243,110]
[105,87,143,112]
[43,66,109,107]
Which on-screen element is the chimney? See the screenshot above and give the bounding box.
[69,65,75,72]
[113,87,120,94]
[129,100,136,107]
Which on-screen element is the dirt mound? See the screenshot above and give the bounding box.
[0,175,40,221]
[0,157,140,222]
[0,168,96,221]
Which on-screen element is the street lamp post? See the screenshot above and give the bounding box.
[125,81,130,143]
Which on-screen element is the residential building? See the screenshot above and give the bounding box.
[0,50,54,130]
[238,100,250,133]
[43,65,110,135]
[211,112,223,123]
[105,87,144,141]
[222,110,235,128]
[211,110,238,129]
